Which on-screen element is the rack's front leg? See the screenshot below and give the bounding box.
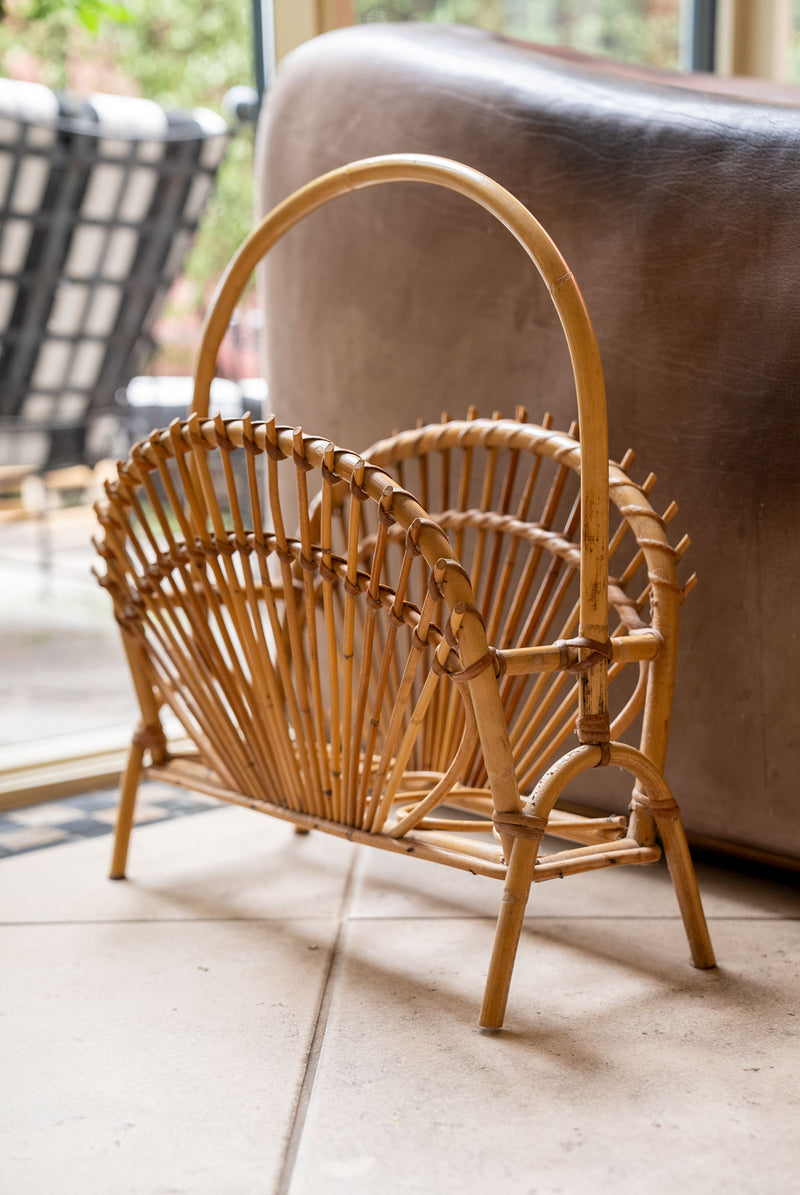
[479,812,546,1030]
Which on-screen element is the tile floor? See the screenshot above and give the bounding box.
[1,788,798,1194]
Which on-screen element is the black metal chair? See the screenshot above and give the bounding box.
[0,78,230,503]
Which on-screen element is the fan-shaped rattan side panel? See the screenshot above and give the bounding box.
[361,414,690,797]
[94,413,520,837]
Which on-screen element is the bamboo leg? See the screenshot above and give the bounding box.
[608,741,715,971]
[110,732,146,880]
[479,831,541,1031]
[655,808,716,969]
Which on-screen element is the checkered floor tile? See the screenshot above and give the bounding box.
[0,783,219,860]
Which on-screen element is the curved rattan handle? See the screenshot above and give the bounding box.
[191,153,608,651]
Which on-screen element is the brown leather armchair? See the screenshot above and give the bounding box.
[254,23,800,866]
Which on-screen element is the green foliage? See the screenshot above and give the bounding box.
[109,0,254,113]
[22,0,130,34]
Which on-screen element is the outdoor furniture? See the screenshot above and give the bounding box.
[0,77,230,499]
[256,24,800,868]
[94,156,714,1030]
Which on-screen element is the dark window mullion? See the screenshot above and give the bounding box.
[689,0,717,72]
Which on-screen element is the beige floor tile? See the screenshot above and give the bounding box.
[136,782,215,805]
[9,803,90,826]
[90,802,176,826]
[287,918,800,1195]
[350,836,800,922]
[0,806,355,923]
[0,918,336,1195]
[0,824,69,851]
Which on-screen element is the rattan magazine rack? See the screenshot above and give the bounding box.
[94,156,715,1030]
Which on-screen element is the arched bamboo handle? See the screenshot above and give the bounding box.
[191,154,609,666]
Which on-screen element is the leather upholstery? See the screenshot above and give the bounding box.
[255,23,800,863]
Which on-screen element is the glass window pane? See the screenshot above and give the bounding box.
[356,1,682,69]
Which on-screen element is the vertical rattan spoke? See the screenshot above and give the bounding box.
[265,418,323,812]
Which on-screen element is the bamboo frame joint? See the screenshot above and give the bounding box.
[493,809,547,843]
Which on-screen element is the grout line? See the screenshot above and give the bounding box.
[0,913,797,929]
[344,912,800,922]
[0,916,353,927]
[273,851,361,1195]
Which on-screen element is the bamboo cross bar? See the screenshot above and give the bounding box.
[498,630,661,675]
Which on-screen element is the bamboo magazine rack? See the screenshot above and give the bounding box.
[94,156,715,1030]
